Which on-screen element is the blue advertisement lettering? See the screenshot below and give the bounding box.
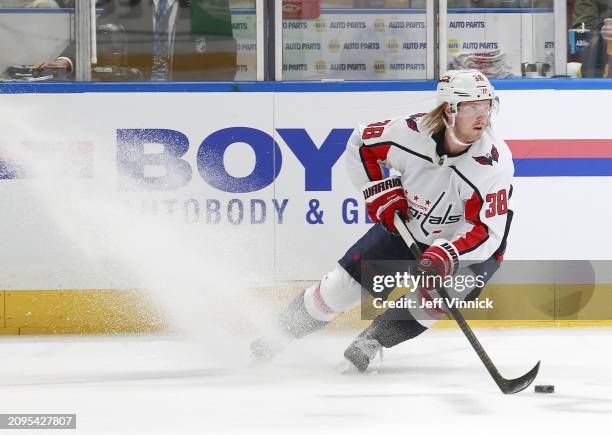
[277,128,352,191]
[342,197,359,224]
[250,199,267,224]
[117,129,192,191]
[197,127,282,193]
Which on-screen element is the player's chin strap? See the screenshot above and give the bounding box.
[443,116,472,148]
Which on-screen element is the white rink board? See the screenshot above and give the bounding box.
[0,89,611,288]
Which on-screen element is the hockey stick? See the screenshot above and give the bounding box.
[393,212,540,394]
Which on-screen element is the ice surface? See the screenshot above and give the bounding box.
[0,327,610,435]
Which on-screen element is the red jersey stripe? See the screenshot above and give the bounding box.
[453,191,489,254]
[359,143,391,181]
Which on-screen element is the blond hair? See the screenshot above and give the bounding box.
[421,103,447,135]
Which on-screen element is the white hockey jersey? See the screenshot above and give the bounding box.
[345,113,514,262]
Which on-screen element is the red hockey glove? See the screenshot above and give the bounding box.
[417,239,460,289]
[362,177,408,233]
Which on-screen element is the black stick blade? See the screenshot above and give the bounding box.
[500,361,541,394]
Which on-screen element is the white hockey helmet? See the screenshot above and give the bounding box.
[437,69,497,115]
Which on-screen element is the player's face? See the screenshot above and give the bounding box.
[453,100,491,143]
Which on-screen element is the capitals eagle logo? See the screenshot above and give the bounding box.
[406,113,427,132]
[473,145,499,166]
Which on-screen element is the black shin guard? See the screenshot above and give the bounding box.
[279,292,329,339]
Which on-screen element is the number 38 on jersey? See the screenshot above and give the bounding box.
[485,189,508,218]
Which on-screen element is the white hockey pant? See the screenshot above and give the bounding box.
[302,265,364,322]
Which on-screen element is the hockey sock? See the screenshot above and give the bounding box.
[358,312,427,348]
[279,291,329,339]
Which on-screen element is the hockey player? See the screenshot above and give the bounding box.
[252,69,514,373]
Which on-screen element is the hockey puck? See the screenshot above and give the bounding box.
[534,385,555,393]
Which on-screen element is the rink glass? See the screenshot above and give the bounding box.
[0,4,75,82]
[1,1,599,81]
